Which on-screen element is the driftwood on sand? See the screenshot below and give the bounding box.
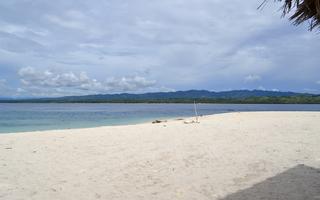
[152,120,167,124]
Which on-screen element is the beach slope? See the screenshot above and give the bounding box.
[0,112,320,200]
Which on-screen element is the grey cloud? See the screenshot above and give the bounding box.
[44,9,94,32]
[0,0,319,96]
[0,78,17,97]
[0,32,45,53]
[0,79,6,89]
[304,88,319,93]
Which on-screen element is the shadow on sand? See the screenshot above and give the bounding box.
[220,164,320,200]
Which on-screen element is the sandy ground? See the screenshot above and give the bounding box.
[0,111,320,200]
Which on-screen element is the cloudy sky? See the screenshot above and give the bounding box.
[0,0,319,98]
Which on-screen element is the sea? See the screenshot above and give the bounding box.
[0,103,320,133]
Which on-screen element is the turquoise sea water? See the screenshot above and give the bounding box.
[0,103,320,133]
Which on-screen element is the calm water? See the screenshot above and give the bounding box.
[0,103,320,133]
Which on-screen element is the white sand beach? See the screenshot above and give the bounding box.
[0,111,320,200]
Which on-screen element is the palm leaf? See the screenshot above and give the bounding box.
[260,0,320,30]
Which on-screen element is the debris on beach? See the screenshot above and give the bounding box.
[152,120,167,124]
[183,120,200,124]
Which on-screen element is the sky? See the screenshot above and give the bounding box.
[0,0,319,98]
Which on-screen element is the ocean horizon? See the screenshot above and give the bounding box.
[1,103,320,134]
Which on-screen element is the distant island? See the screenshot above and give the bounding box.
[1,90,320,104]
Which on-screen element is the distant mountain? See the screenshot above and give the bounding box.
[1,90,318,103]
[51,89,306,101]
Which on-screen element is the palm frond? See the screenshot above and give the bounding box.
[261,0,320,30]
[282,0,320,30]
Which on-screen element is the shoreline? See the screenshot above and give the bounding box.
[1,111,320,199]
[1,110,320,135]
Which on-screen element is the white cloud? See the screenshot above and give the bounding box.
[244,74,261,82]
[17,67,157,96]
[105,76,156,92]
[258,86,266,91]
[19,67,92,88]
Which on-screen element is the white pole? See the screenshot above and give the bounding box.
[194,100,198,123]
